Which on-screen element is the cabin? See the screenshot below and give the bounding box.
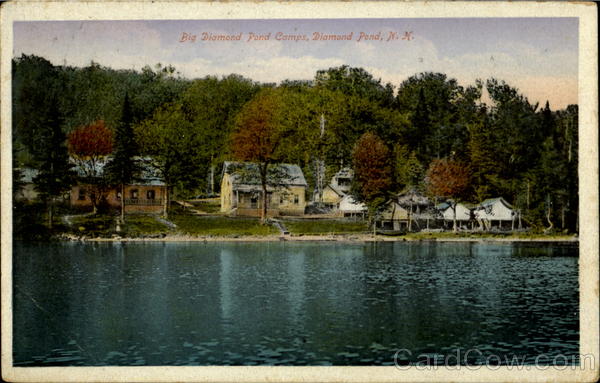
[435,201,474,230]
[396,189,438,230]
[322,168,354,207]
[377,201,410,231]
[220,161,308,217]
[436,201,472,221]
[337,194,367,218]
[70,157,166,214]
[473,197,518,230]
[322,184,345,207]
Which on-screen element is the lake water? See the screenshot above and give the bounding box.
[13,241,579,366]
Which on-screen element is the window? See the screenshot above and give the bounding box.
[294,195,299,205]
[250,196,258,208]
[147,190,155,200]
[130,189,139,199]
[78,189,86,201]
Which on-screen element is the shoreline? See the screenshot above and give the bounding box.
[58,233,579,244]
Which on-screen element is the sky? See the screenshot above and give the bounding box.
[13,18,578,109]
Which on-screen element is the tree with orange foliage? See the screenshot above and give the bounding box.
[425,157,470,231]
[230,89,286,223]
[351,132,392,222]
[68,120,113,214]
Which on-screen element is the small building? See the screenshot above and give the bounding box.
[322,184,345,207]
[322,168,354,207]
[436,201,472,222]
[220,161,308,217]
[378,201,410,231]
[435,201,474,230]
[70,157,166,214]
[337,194,367,218]
[396,189,437,231]
[473,197,518,230]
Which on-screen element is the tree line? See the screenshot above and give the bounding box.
[12,54,578,232]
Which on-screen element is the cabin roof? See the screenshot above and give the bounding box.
[479,197,513,209]
[396,188,430,205]
[324,184,345,197]
[339,194,367,211]
[69,156,165,186]
[223,161,308,187]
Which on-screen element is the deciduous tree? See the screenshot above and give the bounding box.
[351,132,392,223]
[135,102,204,218]
[425,157,470,231]
[230,89,286,223]
[68,120,113,214]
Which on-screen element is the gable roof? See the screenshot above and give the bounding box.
[70,156,165,186]
[435,202,451,211]
[397,188,430,206]
[339,194,367,212]
[223,161,308,188]
[324,184,345,197]
[479,197,513,209]
[435,200,476,211]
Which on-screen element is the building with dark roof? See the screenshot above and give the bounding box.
[220,161,308,217]
[70,156,166,214]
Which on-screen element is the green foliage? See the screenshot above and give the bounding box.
[171,213,277,236]
[30,95,75,227]
[12,55,191,164]
[315,65,395,107]
[121,214,171,237]
[179,75,262,193]
[70,214,117,238]
[394,144,424,191]
[135,102,206,215]
[105,93,138,185]
[12,55,62,166]
[12,54,579,233]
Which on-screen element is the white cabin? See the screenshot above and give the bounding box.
[338,194,367,218]
[436,201,472,221]
[473,197,518,230]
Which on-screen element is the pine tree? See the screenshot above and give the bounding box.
[106,93,139,222]
[32,95,74,228]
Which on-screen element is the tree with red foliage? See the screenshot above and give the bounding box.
[230,89,286,223]
[425,157,470,231]
[68,120,114,214]
[352,132,392,222]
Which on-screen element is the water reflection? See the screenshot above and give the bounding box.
[13,241,579,366]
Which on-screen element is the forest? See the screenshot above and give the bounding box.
[12,54,578,232]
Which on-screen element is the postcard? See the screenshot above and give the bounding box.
[1,1,598,382]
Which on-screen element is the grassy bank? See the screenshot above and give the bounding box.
[171,214,277,236]
[121,215,171,237]
[283,219,369,236]
[68,213,172,237]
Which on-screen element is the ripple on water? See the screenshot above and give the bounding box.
[12,241,579,366]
